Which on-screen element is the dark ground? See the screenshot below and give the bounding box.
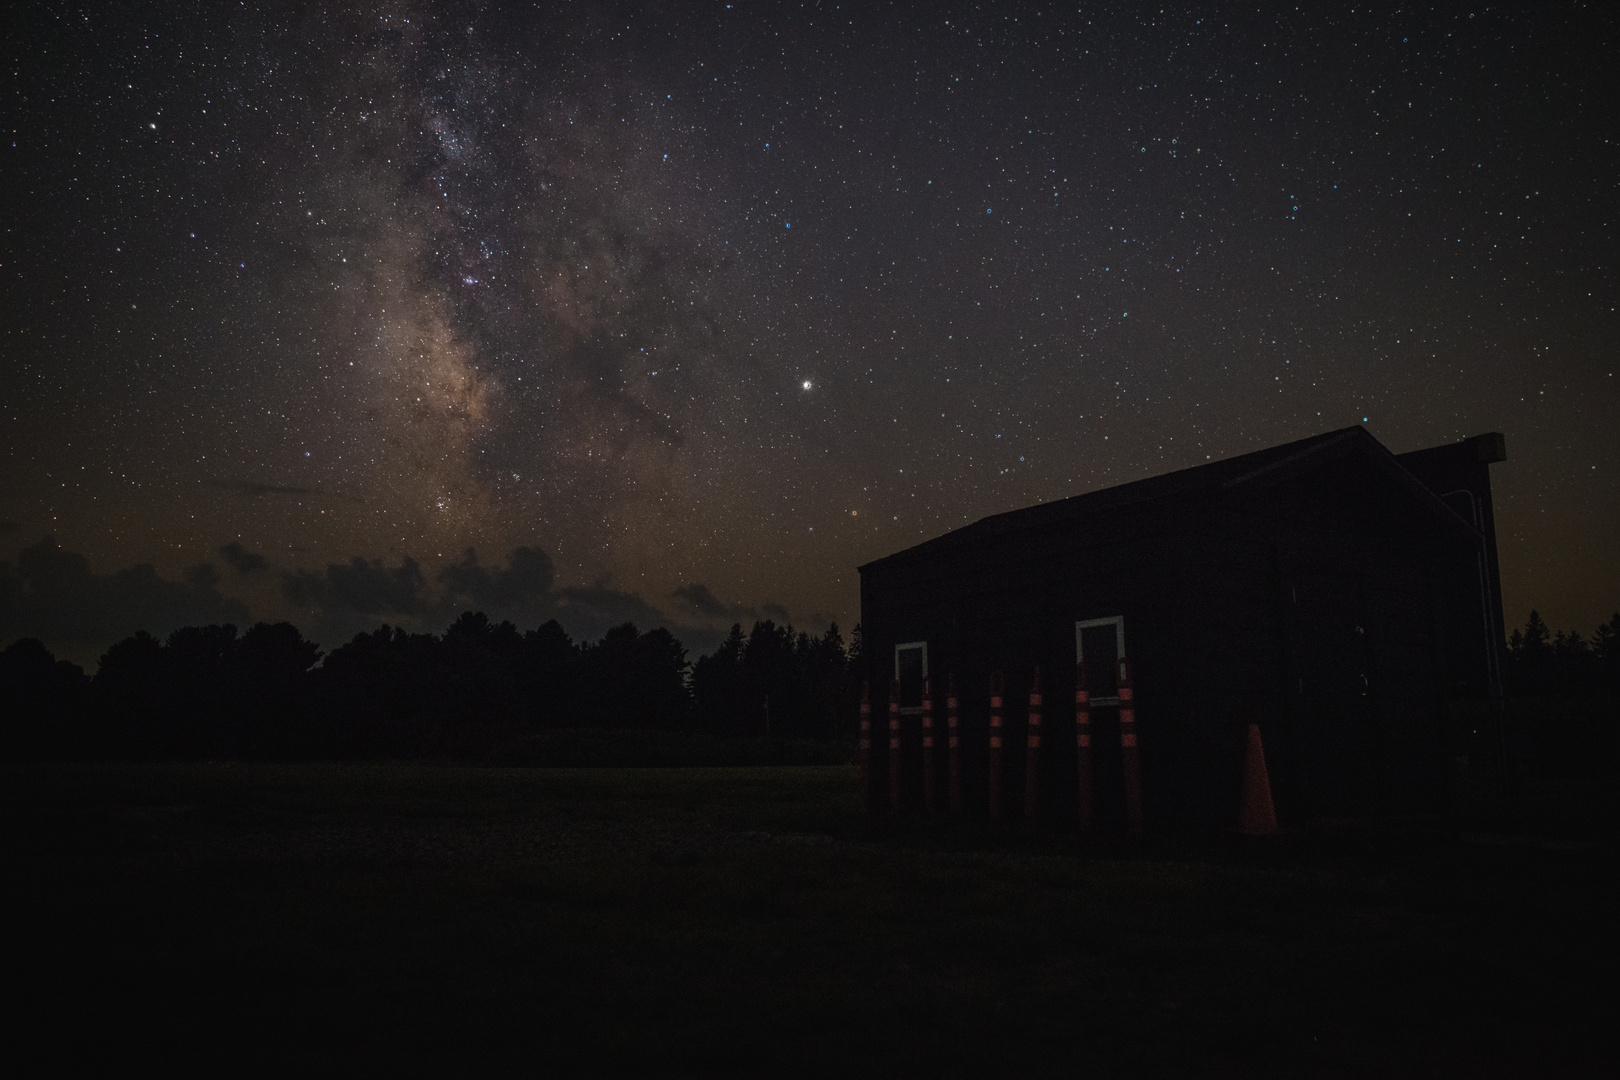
[2,762,1614,1076]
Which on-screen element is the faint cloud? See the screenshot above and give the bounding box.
[0,537,251,660]
[673,582,729,618]
[553,579,668,632]
[671,582,787,626]
[439,546,555,612]
[284,556,428,616]
[220,541,268,576]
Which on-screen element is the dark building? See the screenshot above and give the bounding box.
[857,426,1507,830]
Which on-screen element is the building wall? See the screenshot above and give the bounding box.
[859,458,1482,828]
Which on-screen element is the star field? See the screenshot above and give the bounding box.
[4,1,1616,657]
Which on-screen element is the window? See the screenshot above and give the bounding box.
[894,641,928,713]
[1075,617,1125,703]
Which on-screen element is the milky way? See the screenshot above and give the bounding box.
[6,2,1617,657]
[242,14,772,568]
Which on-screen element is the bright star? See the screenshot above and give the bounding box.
[802,380,812,390]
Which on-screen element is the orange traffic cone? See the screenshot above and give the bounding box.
[1239,723,1279,834]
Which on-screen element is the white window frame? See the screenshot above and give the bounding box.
[1075,616,1126,705]
[894,641,929,715]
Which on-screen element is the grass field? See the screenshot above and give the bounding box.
[2,762,1614,1076]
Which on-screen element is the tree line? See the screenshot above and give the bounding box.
[1504,610,1620,698]
[1501,610,1620,779]
[7,607,1615,767]
[0,613,861,760]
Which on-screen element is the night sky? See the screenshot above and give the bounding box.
[5,2,1616,662]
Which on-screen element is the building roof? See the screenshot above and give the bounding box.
[859,426,1483,573]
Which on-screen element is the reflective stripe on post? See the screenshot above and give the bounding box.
[1118,657,1144,835]
[1239,722,1279,834]
[988,670,1005,821]
[1025,665,1043,822]
[1076,661,1093,828]
[859,680,873,814]
[889,677,903,816]
[921,676,938,817]
[947,673,963,815]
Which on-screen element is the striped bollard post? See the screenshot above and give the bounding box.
[947,673,963,815]
[1075,661,1094,829]
[988,670,1005,821]
[1119,657,1144,835]
[1024,665,1043,823]
[859,680,873,814]
[889,677,903,816]
[921,677,938,817]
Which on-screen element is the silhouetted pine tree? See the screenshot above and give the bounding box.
[0,638,89,758]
